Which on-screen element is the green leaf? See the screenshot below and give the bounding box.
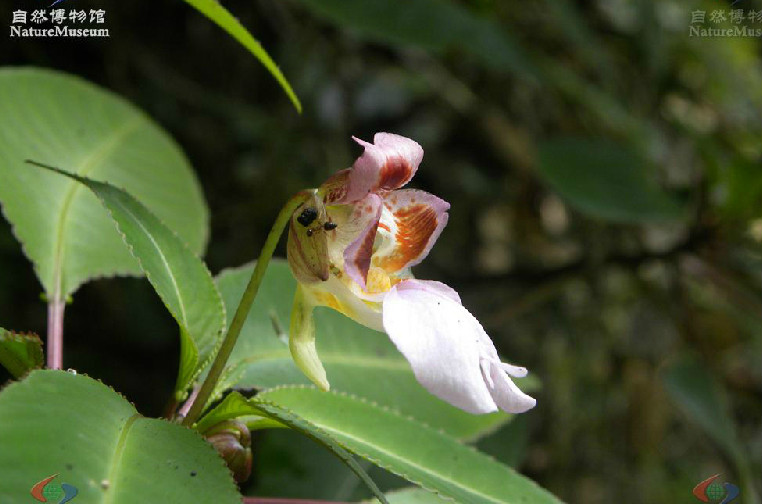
[214,261,533,441]
[663,355,760,504]
[181,0,301,112]
[0,328,43,378]
[476,415,530,468]
[0,68,209,300]
[290,0,535,80]
[254,427,391,501]
[536,137,685,223]
[29,162,225,397]
[0,370,239,503]
[197,391,389,504]
[255,387,561,504]
[710,157,762,221]
[195,391,280,434]
[363,488,450,504]
[663,356,741,457]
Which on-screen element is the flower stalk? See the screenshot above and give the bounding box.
[47,294,65,370]
[181,190,313,427]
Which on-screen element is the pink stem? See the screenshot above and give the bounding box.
[243,499,349,504]
[47,298,65,369]
[177,384,200,420]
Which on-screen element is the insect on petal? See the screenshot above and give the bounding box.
[287,192,330,284]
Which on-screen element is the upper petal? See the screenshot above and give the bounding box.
[373,189,450,274]
[382,280,498,414]
[325,133,423,204]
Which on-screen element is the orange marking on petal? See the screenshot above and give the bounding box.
[377,156,412,190]
[321,170,350,204]
[377,204,438,272]
[378,222,390,232]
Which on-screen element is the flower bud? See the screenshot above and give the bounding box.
[205,420,252,483]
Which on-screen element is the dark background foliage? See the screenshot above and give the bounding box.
[2,0,761,502]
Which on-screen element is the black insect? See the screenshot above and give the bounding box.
[323,221,338,231]
[297,207,318,227]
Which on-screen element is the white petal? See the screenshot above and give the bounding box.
[484,361,537,413]
[391,278,461,304]
[382,280,497,414]
[500,362,528,377]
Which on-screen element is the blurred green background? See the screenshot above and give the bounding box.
[2,0,761,502]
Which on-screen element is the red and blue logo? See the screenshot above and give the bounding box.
[30,474,78,504]
[693,474,740,504]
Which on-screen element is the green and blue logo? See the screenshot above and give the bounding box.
[693,474,740,504]
[30,474,78,503]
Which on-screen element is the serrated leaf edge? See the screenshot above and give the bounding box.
[257,385,557,504]
[0,369,241,500]
[91,186,226,394]
[0,67,211,297]
[27,162,226,396]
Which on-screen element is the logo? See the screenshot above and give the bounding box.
[30,474,78,504]
[689,7,762,38]
[9,6,109,38]
[692,474,740,504]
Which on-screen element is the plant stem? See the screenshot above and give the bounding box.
[176,384,200,418]
[47,298,65,369]
[243,499,349,504]
[181,190,313,427]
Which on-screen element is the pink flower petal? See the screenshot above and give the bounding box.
[327,133,423,204]
[382,280,498,414]
[373,189,449,274]
[341,193,383,289]
[383,279,536,415]
[391,278,461,304]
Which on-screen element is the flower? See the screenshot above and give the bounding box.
[286,133,536,414]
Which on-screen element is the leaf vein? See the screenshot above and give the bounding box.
[50,116,142,298]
